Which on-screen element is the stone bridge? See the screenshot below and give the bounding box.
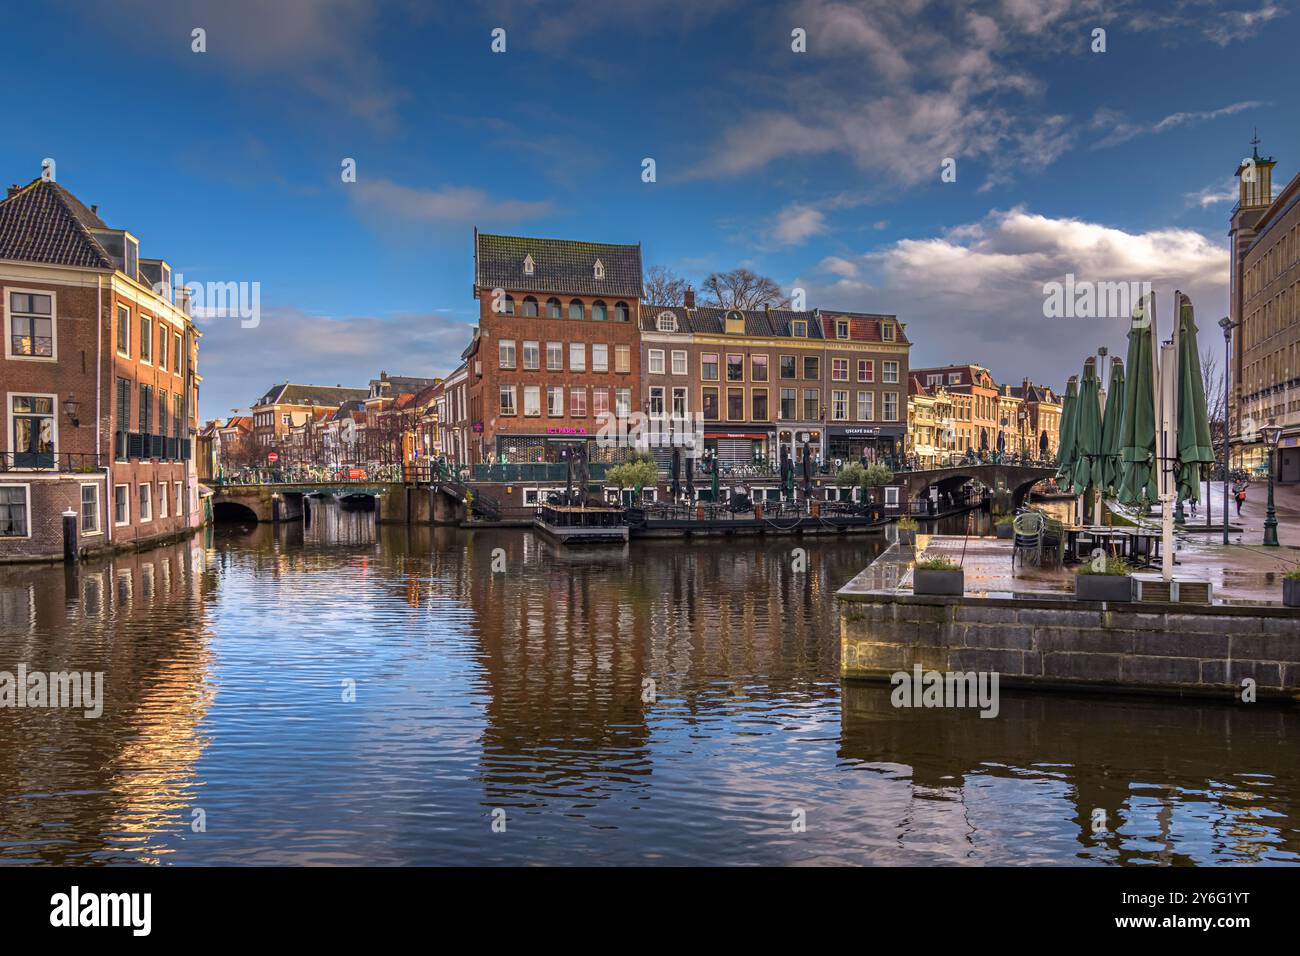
[205,482,474,524]
[896,464,1056,511]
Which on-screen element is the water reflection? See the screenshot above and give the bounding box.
[0,502,1295,865]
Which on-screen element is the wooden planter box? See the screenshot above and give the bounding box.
[897,529,916,546]
[1075,574,1133,602]
[1284,578,1300,607]
[913,568,963,596]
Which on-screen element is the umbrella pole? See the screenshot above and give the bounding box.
[1158,334,1179,583]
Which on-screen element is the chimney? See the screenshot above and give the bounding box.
[684,286,695,309]
[90,204,98,215]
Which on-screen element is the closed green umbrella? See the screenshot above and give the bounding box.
[1118,305,1158,506]
[1099,358,1126,496]
[1073,358,1103,496]
[1174,293,1215,503]
[1055,375,1079,491]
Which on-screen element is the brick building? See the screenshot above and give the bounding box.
[911,364,1002,457]
[250,382,367,453]
[1230,140,1300,481]
[0,176,201,561]
[468,231,642,465]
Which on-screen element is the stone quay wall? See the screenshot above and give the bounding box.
[839,593,1300,701]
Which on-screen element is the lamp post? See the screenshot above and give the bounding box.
[1262,417,1282,546]
[1218,316,1237,545]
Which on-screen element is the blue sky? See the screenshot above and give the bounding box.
[3,0,1296,417]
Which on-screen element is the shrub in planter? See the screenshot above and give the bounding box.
[1075,555,1134,602]
[912,557,963,596]
[994,514,1015,539]
[896,515,918,545]
[1284,568,1300,608]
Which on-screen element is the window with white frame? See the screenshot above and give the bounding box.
[858,391,874,421]
[139,484,152,522]
[592,344,609,373]
[832,389,849,420]
[498,339,516,369]
[6,290,54,359]
[569,342,585,371]
[546,341,563,371]
[158,482,169,519]
[671,350,687,375]
[81,483,100,534]
[116,304,130,355]
[570,387,587,417]
[615,345,631,374]
[114,485,129,525]
[648,349,665,374]
[615,388,632,417]
[546,386,563,417]
[10,394,56,467]
[671,387,688,417]
[523,386,541,417]
[883,391,899,421]
[140,315,152,362]
[523,341,539,370]
[649,386,665,417]
[883,361,899,384]
[0,485,29,537]
[499,385,517,416]
[174,481,183,516]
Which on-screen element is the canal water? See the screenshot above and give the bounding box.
[0,500,1296,865]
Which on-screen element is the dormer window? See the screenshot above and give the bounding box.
[836,320,849,339]
[593,259,605,280]
[523,254,535,276]
[656,311,678,332]
[882,321,895,341]
[792,319,808,337]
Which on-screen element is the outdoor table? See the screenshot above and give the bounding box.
[1126,528,1162,567]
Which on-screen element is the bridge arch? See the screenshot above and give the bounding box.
[213,501,259,523]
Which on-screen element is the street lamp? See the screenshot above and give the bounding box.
[1218,315,1237,545]
[1261,417,1282,546]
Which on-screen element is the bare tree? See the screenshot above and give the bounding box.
[643,265,690,306]
[1203,346,1227,461]
[700,268,791,310]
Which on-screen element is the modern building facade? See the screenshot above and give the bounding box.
[1230,141,1300,482]
[0,176,201,561]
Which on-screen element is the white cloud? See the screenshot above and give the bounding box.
[348,180,554,230]
[197,305,473,418]
[771,204,828,245]
[802,208,1228,389]
[1090,101,1263,149]
[1185,180,1239,207]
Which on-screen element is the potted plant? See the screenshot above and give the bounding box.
[994,514,1015,539]
[1284,568,1300,608]
[1075,555,1134,602]
[912,556,963,596]
[896,515,918,545]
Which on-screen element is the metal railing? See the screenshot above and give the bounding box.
[0,451,105,473]
[471,462,611,483]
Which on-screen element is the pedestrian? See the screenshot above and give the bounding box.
[1234,484,1246,517]
[1188,497,1198,518]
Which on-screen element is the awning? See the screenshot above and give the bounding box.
[826,425,905,438]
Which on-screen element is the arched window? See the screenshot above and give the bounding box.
[502,294,515,316]
[614,301,629,323]
[547,297,562,319]
[592,300,608,322]
[569,299,584,320]
[523,296,539,317]
[656,311,678,332]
